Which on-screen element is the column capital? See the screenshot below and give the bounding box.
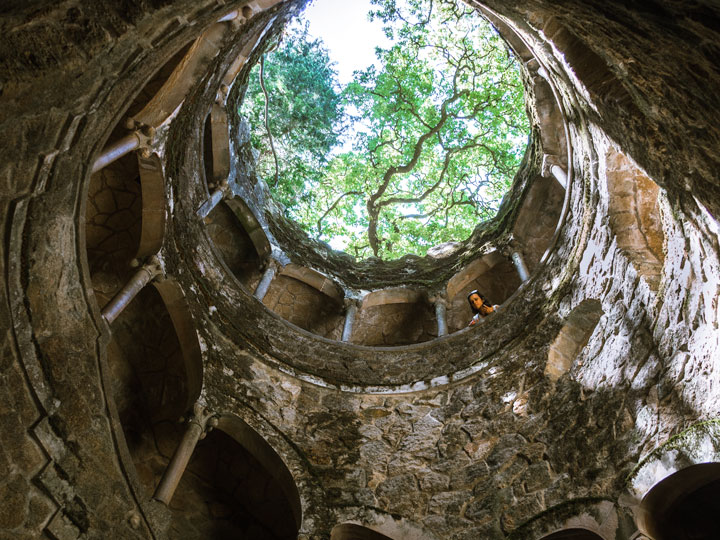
[187,402,219,439]
[429,294,448,307]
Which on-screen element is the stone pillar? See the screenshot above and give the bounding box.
[434,299,449,337]
[253,263,277,301]
[341,300,359,342]
[101,257,162,324]
[511,251,530,282]
[551,164,567,188]
[197,180,230,218]
[91,126,154,173]
[542,154,567,189]
[153,403,218,505]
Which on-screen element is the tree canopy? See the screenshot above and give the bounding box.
[240,0,529,260]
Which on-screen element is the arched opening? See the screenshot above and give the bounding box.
[105,285,192,497]
[545,299,603,382]
[124,40,195,121]
[512,173,566,272]
[85,38,198,304]
[639,462,720,540]
[205,201,264,290]
[331,523,395,540]
[446,252,521,332]
[539,529,604,539]
[605,147,665,291]
[85,150,142,305]
[352,288,436,346]
[167,427,299,539]
[262,273,345,339]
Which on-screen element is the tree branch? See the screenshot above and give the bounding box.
[259,55,280,188]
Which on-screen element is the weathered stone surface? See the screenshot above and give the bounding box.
[2,0,720,539]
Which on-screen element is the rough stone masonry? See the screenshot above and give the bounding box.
[1,0,719,539]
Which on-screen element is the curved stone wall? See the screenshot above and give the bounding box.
[1,1,720,539]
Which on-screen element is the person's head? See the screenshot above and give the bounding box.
[467,290,488,314]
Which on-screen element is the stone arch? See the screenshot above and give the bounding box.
[152,279,204,413]
[164,421,300,539]
[446,252,521,332]
[512,172,567,273]
[625,420,720,540]
[279,264,345,303]
[105,284,194,499]
[539,529,604,539]
[352,288,436,346]
[261,271,345,340]
[135,152,167,258]
[205,201,265,290]
[605,147,665,290]
[132,21,236,129]
[636,462,720,540]
[85,147,142,307]
[225,197,272,260]
[331,523,394,540]
[507,500,620,540]
[207,103,231,188]
[545,299,603,382]
[124,39,196,121]
[330,509,438,540]
[211,414,303,532]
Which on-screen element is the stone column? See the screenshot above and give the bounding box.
[101,257,162,324]
[197,179,230,218]
[542,154,567,189]
[91,126,154,173]
[434,298,449,337]
[341,300,359,342]
[153,403,218,505]
[253,262,277,301]
[551,164,567,188]
[511,251,530,282]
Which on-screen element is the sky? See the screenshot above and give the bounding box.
[288,0,391,252]
[296,0,390,85]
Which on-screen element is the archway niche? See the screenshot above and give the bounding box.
[352,288,436,346]
[124,40,195,122]
[205,201,264,289]
[96,38,194,167]
[539,529,604,539]
[331,523,395,540]
[512,173,566,272]
[446,252,521,333]
[167,426,300,539]
[105,283,198,497]
[545,299,603,382]
[261,272,345,339]
[638,462,720,540]
[85,150,142,305]
[85,38,199,303]
[605,148,665,290]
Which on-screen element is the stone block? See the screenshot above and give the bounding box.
[524,461,554,493]
[46,511,80,540]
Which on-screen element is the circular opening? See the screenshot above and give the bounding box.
[240,0,530,260]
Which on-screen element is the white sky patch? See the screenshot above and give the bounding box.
[298,0,390,85]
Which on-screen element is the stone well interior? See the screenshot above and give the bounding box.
[1,0,720,539]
